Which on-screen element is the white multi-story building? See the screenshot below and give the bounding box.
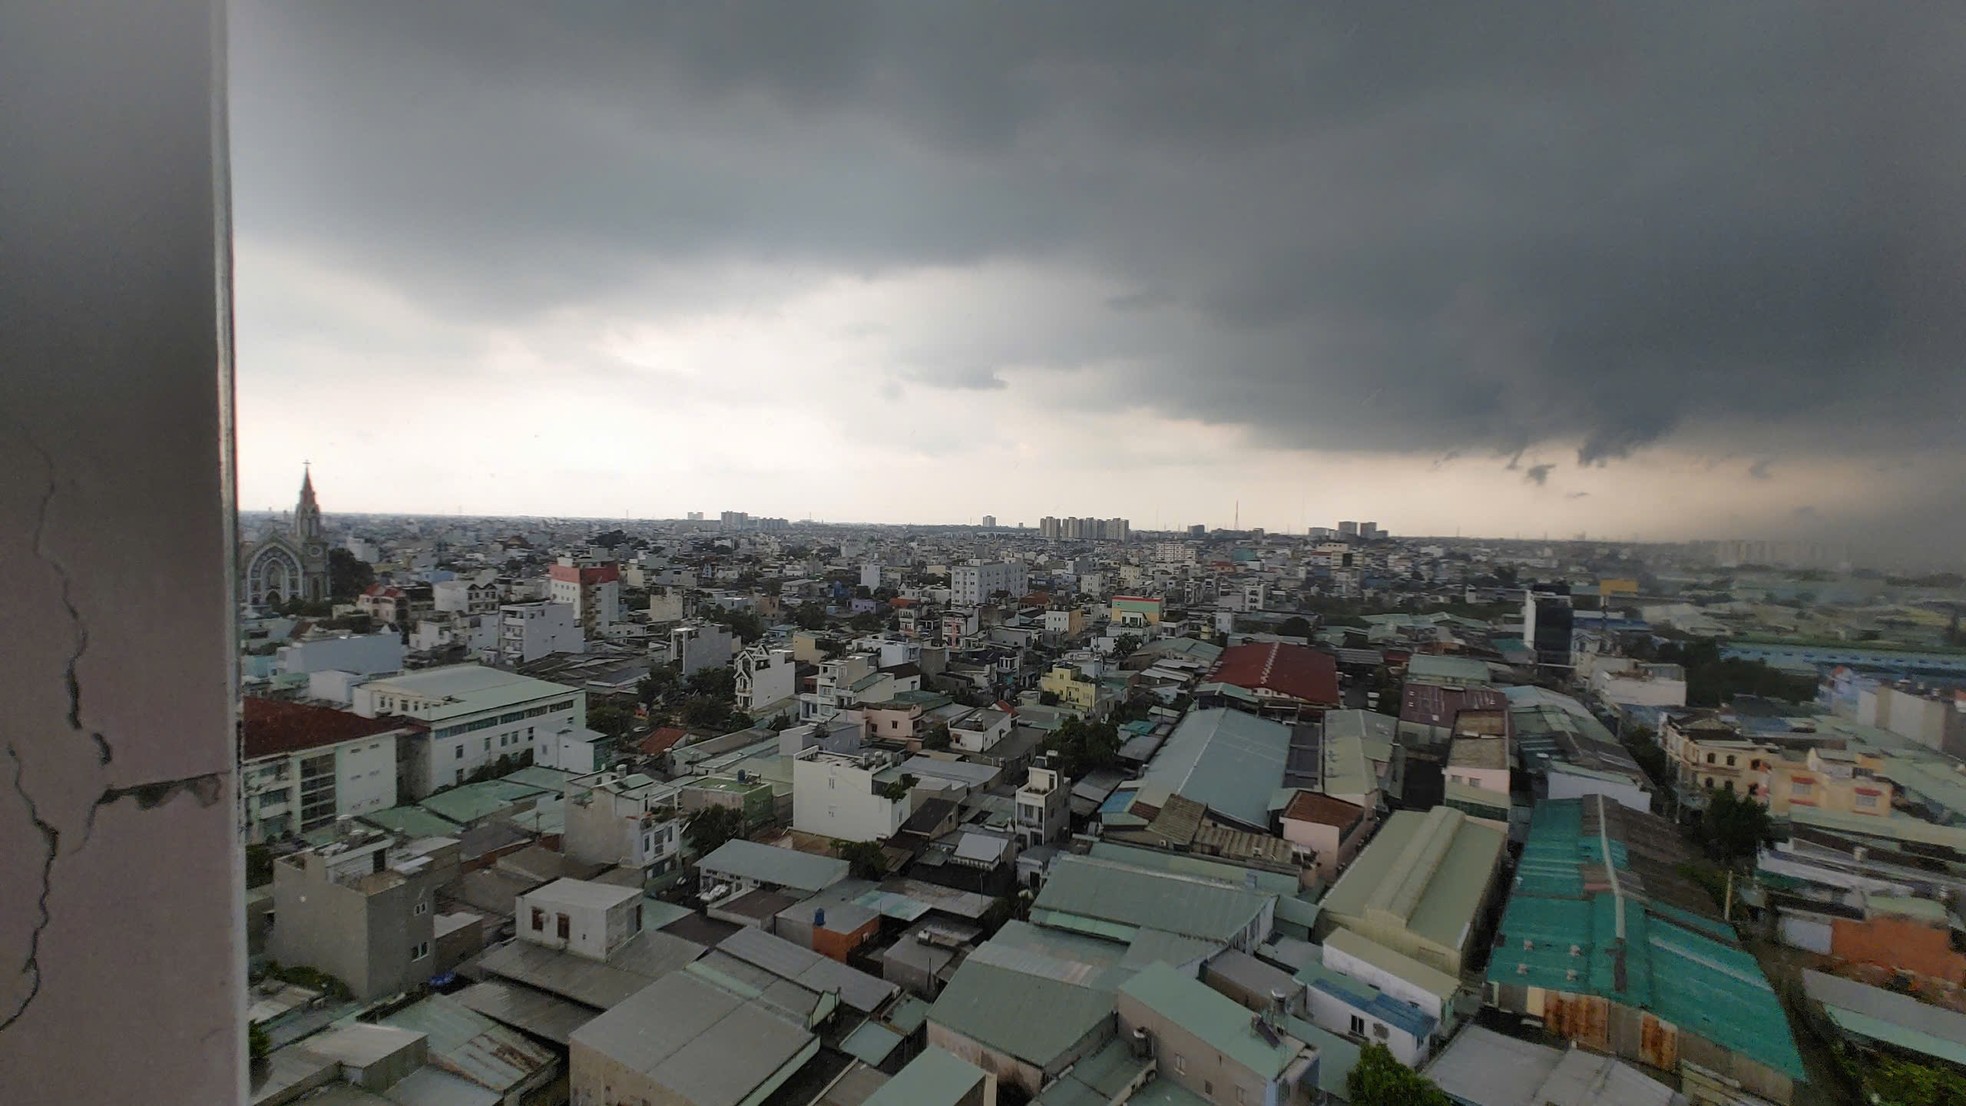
[735,642,797,713]
[499,601,585,664]
[801,653,886,722]
[350,665,585,797]
[274,632,404,681]
[564,772,685,880]
[949,560,1028,605]
[241,697,410,842]
[433,573,501,615]
[548,555,620,635]
[670,620,735,678]
[791,745,912,843]
[1014,760,1069,849]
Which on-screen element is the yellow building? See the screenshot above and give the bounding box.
[1039,665,1101,715]
[1110,595,1164,627]
[1761,747,1894,818]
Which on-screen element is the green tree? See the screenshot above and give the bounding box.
[328,547,375,600]
[1278,616,1313,639]
[1042,717,1123,779]
[1111,633,1142,658]
[1697,786,1775,867]
[685,806,746,856]
[792,602,829,630]
[637,663,681,707]
[680,695,735,730]
[837,840,890,881]
[586,703,636,740]
[686,666,737,701]
[922,724,952,751]
[849,610,887,631]
[1346,1043,1452,1106]
[1038,690,1062,706]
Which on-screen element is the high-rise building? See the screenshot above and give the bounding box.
[685,511,704,521]
[1188,524,1207,537]
[950,560,1028,604]
[549,555,620,634]
[980,514,997,529]
[1359,521,1381,540]
[1338,520,1360,538]
[1523,583,1575,669]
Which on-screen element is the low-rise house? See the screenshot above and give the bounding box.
[1116,961,1321,1106]
[269,831,464,1001]
[950,707,1014,753]
[695,838,850,898]
[1277,791,1368,881]
[792,744,914,843]
[563,771,684,881]
[1297,958,1438,1066]
[1014,761,1071,849]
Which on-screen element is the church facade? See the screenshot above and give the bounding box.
[243,469,331,608]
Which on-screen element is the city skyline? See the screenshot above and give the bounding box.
[232,3,1966,557]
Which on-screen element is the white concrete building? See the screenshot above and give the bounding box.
[564,772,685,880]
[1014,761,1069,849]
[516,879,644,961]
[735,642,798,713]
[670,620,735,678]
[792,746,913,843]
[950,560,1028,605]
[350,665,585,798]
[275,632,404,680]
[498,600,585,664]
[1590,659,1688,709]
[241,697,410,842]
[950,708,1013,753]
[548,555,620,635]
[432,573,501,615]
[534,724,610,773]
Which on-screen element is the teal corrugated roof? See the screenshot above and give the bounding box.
[359,805,463,838]
[861,1047,988,1106]
[1119,962,1302,1080]
[1138,708,1293,827]
[927,959,1117,1068]
[840,1020,905,1066]
[1034,856,1271,945]
[1487,799,1806,1081]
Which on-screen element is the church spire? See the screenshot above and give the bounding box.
[294,464,323,543]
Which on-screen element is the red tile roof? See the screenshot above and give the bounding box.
[639,726,690,757]
[1210,642,1340,706]
[1399,684,1507,727]
[241,697,412,760]
[1281,790,1363,827]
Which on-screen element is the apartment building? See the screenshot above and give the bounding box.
[1014,761,1070,849]
[735,642,798,713]
[792,745,913,843]
[241,697,408,842]
[548,555,620,635]
[350,664,584,798]
[951,560,1028,605]
[498,600,584,664]
[564,771,686,880]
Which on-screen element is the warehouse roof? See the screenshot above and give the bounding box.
[697,839,850,893]
[927,958,1119,1068]
[1138,708,1294,828]
[452,980,595,1045]
[1323,928,1460,1002]
[569,971,816,1106]
[1032,855,1273,945]
[1804,970,1966,1068]
[1210,642,1340,705]
[1319,807,1505,954]
[1487,797,1805,1081]
[1120,962,1306,1081]
[860,1047,991,1106]
[717,925,898,1014]
[377,993,555,1095]
[1404,654,1495,687]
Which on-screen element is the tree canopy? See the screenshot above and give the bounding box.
[328,547,374,600]
[1696,785,1775,867]
[685,806,746,857]
[1346,1043,1452,1106]
[1041,717,1123,779]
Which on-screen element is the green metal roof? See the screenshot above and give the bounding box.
[1034,855,1272,945]
[1319,807,1506,953]
[1119,962,1302,1080]
[861,1047,989,1106]
[1405,654,1494,686]
[1138,708,1294,828]
[840,1020,906,1067]
[1032,1037,1151,1106]
[1789,806,1966,851]
[418,780,550,825]
[1281,1014,1359,1097]
[1086,842,1299,896]
[1125,1079,1211,1106]
[927,959,1118,1067]
[358,805,463,839]
[1487,799,1806,1081]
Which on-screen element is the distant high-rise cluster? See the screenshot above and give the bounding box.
[980,514,997,528]
[1038,515,1130,541]
[719,511,787,531]
[1336,520,1383,540]
[685,511,704,521]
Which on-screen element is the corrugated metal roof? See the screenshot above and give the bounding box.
[1805,970,1966,1066]
[1323,928,1460,1000]
[476,930,704,1009]
[1032,1037,1151,1106]
[926,958,1119,1067]
[569,970,816,1106]
[860,1046,988,1106]
[1320,807,1505,954]
[839,1020,906,1067]
[717,925,899,1014]
[1422,1024,1564,1106]
[697,838,850,893]
[1138,709,1294,828]
[1119,962,1304,1080]
[1034,855,1271,945]
[1298,961,1438,1040]
[376,1066,500,1106]
[377,994,555,1094]
[451,980,595,1045]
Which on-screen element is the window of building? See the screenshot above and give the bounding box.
[530,908,545,930]
[454,745,464,759]
[1706,752,1716,764]
[1725,755,1735,766]
[1350,1015,1365,1035]
[1856,791,1878,808]
[631,904,642,931]
[1172,1056,1185,1074]
[414,900,428,915]
[557,914,570,940]
[411,942,429,960]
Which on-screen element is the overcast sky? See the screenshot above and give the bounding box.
[230,3,1965,554]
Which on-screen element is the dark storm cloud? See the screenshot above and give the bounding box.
[232,1,1966,465]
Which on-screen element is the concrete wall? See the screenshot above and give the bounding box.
[0,3,245,1098]
[1831,914,1966,984]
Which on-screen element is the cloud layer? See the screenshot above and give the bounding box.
[230,2,1966,556]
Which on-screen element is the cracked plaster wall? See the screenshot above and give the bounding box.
[1,1,246,1102]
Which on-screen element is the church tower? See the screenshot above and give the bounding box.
[295,465,324,545]
[242,467,332,608]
